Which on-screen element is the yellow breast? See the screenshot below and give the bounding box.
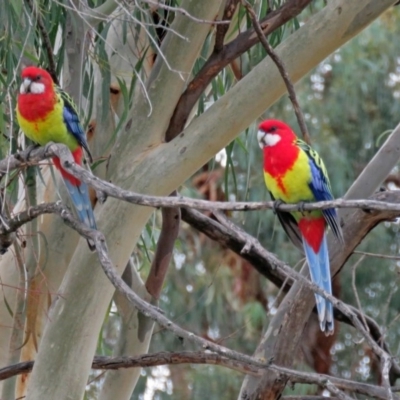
[17,101,68,146]
[264,150,314,203]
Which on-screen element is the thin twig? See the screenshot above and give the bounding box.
[353,250,400,260]
[351,255,369,331]
[325,380,353,400]
[242,0,311,143]
[382,353,395,400]
[139,0,232,25]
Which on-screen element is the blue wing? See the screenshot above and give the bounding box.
[297,139,343,243]
[56,87,93,163]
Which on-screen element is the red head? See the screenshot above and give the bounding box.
[19,66,54,96]
[257,119,297,149]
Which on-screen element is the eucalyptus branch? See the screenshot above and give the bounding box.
[242,0,310,143]
[145,195,181,300]
[4,144,400,215]
[0,351,395,399]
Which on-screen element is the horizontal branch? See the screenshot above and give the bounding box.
[3,143,400,214]
[0,350,396,399]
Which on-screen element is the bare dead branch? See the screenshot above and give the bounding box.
[0,350,396,398]
[383,352,395,400]
[282,397,340,400]
[209,212,397,371]
[325,381,353,400]
[5,144,400,215]
[242,0,310,143]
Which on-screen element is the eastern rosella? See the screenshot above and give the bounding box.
[16,66,97,250]
[257,119,343,334]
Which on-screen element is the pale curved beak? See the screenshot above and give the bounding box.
[257,130,266,149]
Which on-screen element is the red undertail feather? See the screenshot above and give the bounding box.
[298,217,326,253]
[52,147,83,186]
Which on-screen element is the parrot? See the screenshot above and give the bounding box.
[16,66,97,250]
[257,119,343,334]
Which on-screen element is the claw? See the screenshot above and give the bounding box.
[272,200,284,214]
[24,143,40,160]
[43,142,55,154]
[298,201,306,215]
[96,190,107,204]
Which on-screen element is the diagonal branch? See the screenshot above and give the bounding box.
[165,0,312,141]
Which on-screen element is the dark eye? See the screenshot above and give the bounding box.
[269,126,277,132]
[35,75,42,81]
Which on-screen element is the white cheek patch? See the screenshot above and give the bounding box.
[257,130,281,148]
[30,82,45,94]
[264,133,281,146]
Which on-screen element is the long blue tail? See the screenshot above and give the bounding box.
[303,234,334,334]
[64,179,97,250]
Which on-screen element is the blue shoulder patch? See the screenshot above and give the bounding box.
[56,86,93,162]
[297,139,343,243]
